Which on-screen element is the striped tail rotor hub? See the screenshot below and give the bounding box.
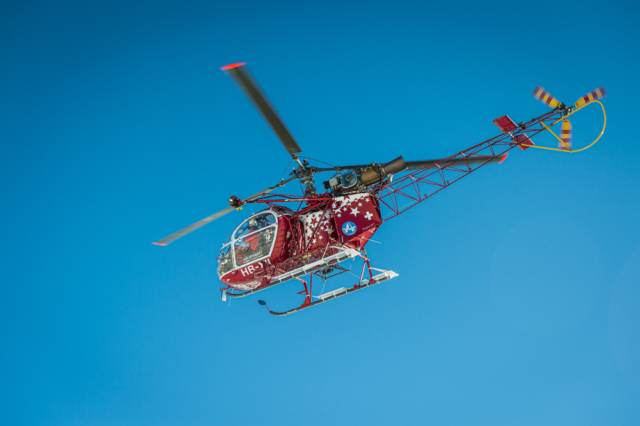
[575,86,607,108]
[533,85,561,108]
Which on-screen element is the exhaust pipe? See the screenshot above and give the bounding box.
[360,156,407,185]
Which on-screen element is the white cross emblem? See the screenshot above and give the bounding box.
[364,211,373,220]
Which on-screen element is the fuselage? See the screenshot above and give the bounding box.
[217,192,383,291]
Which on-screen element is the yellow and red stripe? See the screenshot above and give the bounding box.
[574,86,606,108]
[558,119,572,150]
[532,85,560,108]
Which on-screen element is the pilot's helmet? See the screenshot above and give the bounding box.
[248,218,259,230]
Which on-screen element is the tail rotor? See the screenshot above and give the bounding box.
[532,85,606,151]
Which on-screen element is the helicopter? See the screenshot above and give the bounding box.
[154,62,607,316]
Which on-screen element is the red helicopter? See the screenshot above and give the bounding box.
[154,63,607,316]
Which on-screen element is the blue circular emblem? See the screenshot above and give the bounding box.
[342,221,357,236]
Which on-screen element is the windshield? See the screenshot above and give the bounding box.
[222,231,233,246]
[217,211,279,277]
[234,212,277,240]
[217,244,233,276]
[234,226,276,267]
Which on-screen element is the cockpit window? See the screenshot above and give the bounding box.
[217,244,233,276]
[217,211,279,277]
[234,226,276,267]
[222,231,233,246]
[233,212,277,239]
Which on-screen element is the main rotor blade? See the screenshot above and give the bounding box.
[152,180,292,246]
[221,63,302,158]
[322,153,508,172]
[153,206,236,246]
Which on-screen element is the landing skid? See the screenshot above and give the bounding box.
[222,247,360,300]
[259,269,398,316]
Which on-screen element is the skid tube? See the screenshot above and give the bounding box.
[258,269,398,316]
[222,246,361,300]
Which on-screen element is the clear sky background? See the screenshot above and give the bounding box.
[2,0,640,424]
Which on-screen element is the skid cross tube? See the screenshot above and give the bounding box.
[259,270,399,316]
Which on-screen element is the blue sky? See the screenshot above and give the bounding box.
[2,0,640,424]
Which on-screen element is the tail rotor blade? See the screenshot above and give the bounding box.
[558,119,572,150]
[575,86,606,108]
[533,85,561,108]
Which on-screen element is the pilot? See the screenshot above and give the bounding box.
[248,218,260,232]
[218,250,232,274]
[258,226,274,247]
[242,217,263,252]
[243,215,275,257]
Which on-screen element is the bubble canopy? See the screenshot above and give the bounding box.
[217,211,278,277]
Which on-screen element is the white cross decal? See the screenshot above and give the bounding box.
[365,211,373,220]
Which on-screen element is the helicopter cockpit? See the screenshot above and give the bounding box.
[217,211,278,277]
